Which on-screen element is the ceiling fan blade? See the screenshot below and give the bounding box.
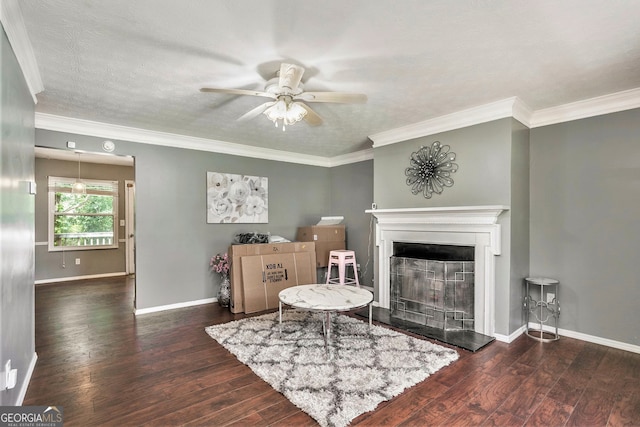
[294,92,367,104]
[200,88,276,99]
[298,103,323,126]
[237,101,276,121]
[278,63,305,92]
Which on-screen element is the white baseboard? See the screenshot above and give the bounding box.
[16,352,37,405]
[494,324,527,343]
[531,322,640,354]
[35,272,128,284]
[498,323,640,354]
[134,297,218,315]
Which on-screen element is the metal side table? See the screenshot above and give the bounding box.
[524,277,560,342]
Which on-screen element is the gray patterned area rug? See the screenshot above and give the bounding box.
[205,311,459,427]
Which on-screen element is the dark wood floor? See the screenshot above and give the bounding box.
[25,277,640,426]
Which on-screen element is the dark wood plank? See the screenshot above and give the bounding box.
[252,399,304,425]
[352,379,450,426]
[565,386,616,427]
[608,393,640,426]
[494,364,559,420]
[483,409,526,427]
[23,276,640,427]
[524,396,574,426]
[269,411,318,426]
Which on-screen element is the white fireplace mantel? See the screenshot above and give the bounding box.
[365,205,508,224]
[365,205,509,336]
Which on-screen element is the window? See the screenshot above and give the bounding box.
[48,176,119,251]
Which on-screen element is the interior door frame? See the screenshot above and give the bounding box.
[125,180,135,275]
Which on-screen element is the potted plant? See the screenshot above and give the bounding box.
[210,252,230,307]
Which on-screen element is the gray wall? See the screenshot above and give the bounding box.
[35,130,352,310]
[330,160,374,287]
[0,27,36,405]
[34,158,134,281]
[372,118,530,336]
[373,119,512,209]
[509,121,530,333]
[530,108,640,346]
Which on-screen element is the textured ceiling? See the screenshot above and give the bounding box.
[18,0,640,158]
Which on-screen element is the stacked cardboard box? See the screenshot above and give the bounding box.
[296,225,346,267]
[229,242,316,314]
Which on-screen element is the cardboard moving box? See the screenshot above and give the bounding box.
[241,251,315,313]
[296,225,345,242]
[229,242,315,313]
[296,225,346,267]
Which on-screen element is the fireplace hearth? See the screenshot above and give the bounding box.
[355,305,494,352]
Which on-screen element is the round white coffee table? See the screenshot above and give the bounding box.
[278,284,373,344]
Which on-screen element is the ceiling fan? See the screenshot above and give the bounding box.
[200,63,367,130]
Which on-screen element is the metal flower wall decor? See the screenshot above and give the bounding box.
[405,141,458,198]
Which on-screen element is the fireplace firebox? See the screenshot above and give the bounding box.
[391,243,475,331]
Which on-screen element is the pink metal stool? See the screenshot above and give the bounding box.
[326,250,360,287]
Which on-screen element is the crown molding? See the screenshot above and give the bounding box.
[35,113,381,168]
[0,0,44,104]
[33,91,640,164]
[530,87,640,128]
[369,97,533,147]
[368,87,640,147]
[511,97,534,128]
[327,148,374,167]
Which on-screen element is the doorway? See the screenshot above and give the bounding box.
[34,147,136,297]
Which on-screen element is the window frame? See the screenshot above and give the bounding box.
[48,176,119,252]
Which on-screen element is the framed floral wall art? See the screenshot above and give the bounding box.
[207,172,268,223]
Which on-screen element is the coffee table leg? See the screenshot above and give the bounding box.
[279,301,282,335]
[321,314,328,350]
[369,303,372,327]
[325,311,331,343]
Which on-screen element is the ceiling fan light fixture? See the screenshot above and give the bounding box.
[263,98,307,131]
[285,102,307,125]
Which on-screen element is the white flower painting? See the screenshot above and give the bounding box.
[207,172,268,223]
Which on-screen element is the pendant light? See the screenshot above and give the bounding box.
[71,153,86,194]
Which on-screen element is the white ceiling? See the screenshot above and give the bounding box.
[16,0,640,158]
